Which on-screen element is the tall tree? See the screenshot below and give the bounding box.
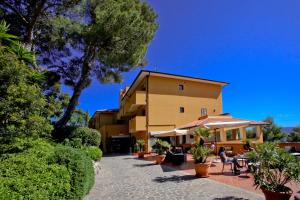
[287,125,300,142]
[0,22,53,137]
[68,109,90,127]
[0,0,158,130]
[262,117,286,142]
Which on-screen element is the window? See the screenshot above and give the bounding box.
[201,108,207,116]
[226,129,241,141]
[226,130,233,140]
[182,135,186,144]
[246,126,257,139]
[180,107,185,113]
[179,84,184,91]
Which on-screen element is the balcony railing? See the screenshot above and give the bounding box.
[118,91,146,118]
[129,116,146,133]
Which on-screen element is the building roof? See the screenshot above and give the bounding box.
[177,115,268,130]
[122,70,229,101]
[95,109,119,113]
[90,109,119,119]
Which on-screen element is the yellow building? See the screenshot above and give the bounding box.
[89,70,266,153]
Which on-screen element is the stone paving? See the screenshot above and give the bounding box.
[85,155,264,200]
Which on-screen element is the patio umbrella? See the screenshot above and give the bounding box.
[203,121,251,155]
[150,129,188,137]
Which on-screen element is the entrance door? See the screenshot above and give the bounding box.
[111,135,130,153]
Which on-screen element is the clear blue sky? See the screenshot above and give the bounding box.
[73,0,300,127]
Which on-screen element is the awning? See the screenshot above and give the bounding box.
[203,121,250,129]
[150,129,188,137]
[177,115,268,130]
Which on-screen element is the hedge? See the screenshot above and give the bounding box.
[61,127,101,148]
[70,127,101,147]
[84,146,103,161]
[51,145,95,200]
[0,139,71,200]
[0,138,95,200]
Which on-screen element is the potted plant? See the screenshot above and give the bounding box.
[247,143,300,200]
[242,139,254,151]
[132,143,139,156]
[136,139,145,158]
[152,139,171,164]
[193,127,211,145]
[189,144,212,177]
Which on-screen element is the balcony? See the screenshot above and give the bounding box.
[118,91,146,119]
[129,116,146,133]
[129,91,146,110]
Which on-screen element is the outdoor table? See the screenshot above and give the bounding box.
[291,152,300,157]
[236,155,248,167]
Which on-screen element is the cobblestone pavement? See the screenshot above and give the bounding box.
[85,155,263,200]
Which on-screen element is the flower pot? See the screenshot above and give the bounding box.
[138,152,144,158]
[194,162,210,178]
[132,152,138,156]
[155,155,165,164]
[194,136,200,144]
[261,187,292,200]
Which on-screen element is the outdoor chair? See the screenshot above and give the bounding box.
[165,147,185,165]
[220,155,233,173]
[224,146,234,157]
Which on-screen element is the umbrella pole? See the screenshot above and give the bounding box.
[214,128,218,158]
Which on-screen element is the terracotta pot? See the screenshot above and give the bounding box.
[194,162,210,178]
[132,152,138,156]
[138,152,144,158]
[261,187,292,200]
[194,136,200,144]
[155,155,165,164]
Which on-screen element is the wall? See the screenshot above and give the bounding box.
[100,124,129,153]
[131,131,149,152]
[278,142,300,151]
[147,75,223,131]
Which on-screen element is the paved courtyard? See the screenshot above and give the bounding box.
[85,155,263,200]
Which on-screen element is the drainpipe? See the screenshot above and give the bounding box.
[146,72,150,152]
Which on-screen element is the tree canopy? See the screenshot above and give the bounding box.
[262,117,286,142]
[287,125,300,142]
[0,0,158,130]
[0,22,53,138]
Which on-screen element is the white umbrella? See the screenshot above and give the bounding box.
[150,129,188,137]
[203,121,250,129]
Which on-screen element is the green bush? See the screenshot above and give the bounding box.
[51,145,95,200]
[247,142,300,193]
[84,146,103,161]
[0,139,72,200]
[62,127,101,148]
[0,138,96,200]
[72,127,101,146]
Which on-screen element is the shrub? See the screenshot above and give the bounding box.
[84,146,103,161]
[152,139,170,155]
[71,127,101,147]
[51,145,95,200]
[189,145,212,164]
[247,142,300,193]
[0,138,96,200]
[136,139,145,152]
[0,139,72,200]
[60,127,101,148]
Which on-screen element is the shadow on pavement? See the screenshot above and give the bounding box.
[103,153,131,157]
[133,163,156,167]
[213,196,250,200]
[152,174,197,183]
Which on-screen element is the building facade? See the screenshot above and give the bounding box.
[90,70,230,153]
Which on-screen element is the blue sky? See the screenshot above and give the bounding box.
[74,0,300,127]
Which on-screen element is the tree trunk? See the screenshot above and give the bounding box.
[54,46,95,130]
[24,0,47,49]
